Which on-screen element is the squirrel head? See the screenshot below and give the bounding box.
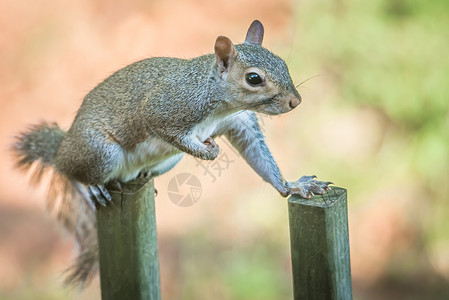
[213,20,301,115]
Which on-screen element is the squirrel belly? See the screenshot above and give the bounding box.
[106,136,183,183]
[106,115,232,183]
[106,109,239,182]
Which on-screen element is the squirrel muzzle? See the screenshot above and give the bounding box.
[289,95,301,109]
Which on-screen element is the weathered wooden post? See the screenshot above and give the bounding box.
[288,187,352,300]
[96,178,161,300]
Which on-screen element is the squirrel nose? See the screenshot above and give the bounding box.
[289,96,301,109]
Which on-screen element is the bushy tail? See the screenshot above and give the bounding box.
[12,122,98,287]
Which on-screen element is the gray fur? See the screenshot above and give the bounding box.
[11,20,330,287]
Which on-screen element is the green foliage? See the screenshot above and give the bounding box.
[178,231,291,300]
[287,0,449,288]
[222,247,290,300]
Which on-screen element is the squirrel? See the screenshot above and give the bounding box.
[12,20,331,286]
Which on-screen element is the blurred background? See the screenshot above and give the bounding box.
[1,0,448,299]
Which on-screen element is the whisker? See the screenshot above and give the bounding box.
[295,74,322,88]
[286,22,297,64]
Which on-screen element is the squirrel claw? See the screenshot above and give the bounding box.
[105,179,122,192]
[88,185,112,207]
[286,175,333,199]
[201,136,219,160]
[203,137,216,146]
[137,170,152,179]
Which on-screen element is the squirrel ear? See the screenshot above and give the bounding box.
[214,36,236,74]
[245,20,264,45]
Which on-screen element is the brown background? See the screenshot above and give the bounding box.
[1,0,448,299]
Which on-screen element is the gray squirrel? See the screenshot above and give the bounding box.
[12,20,331,285]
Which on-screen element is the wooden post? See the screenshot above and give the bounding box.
[288,187,352,300]
[96,178,161,300]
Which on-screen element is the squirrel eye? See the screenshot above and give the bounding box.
[245,72,263,86]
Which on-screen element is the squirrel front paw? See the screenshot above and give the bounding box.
[286,175,333,199]
[201,137,219,160]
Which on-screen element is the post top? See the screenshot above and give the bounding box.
[109,178,154,195]
[288,187,346,208]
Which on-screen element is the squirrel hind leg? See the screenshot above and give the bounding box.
[87,185,112,207]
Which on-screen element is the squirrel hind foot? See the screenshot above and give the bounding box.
[105,179,122,192]
[137,170,152,179]
[87,185,112,207]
